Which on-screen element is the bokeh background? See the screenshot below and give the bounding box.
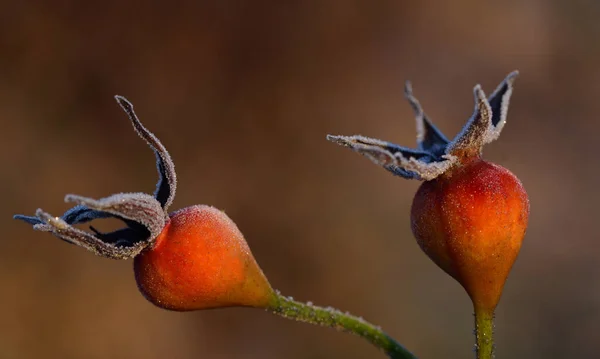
[1,1,598,358]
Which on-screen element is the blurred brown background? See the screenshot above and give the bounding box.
[0,1,598,358]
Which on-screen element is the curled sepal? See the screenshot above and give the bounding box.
[404,81,449,157]
[15,204,115,228]
[61,204,113,225]
[65,193,166,240]
[446,85,492,159]
[14,193,166,259]
[13,96,178,260]
[326,134,456,180]
[327,71,519,181]
[485,70,518,144]
[26,209,147,259]
[15,204,115,246]
[115,96,177,213]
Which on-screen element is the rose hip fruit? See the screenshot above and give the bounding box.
[14,96,275,311]
[411,160,528,312]
[327,71,529,314]
[135,205,274,311]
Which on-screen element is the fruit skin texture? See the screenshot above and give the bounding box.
[410,159,529,313]
[134,205,275,311]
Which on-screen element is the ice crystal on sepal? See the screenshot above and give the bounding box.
[14,96,177,259]
[327,71,518,181]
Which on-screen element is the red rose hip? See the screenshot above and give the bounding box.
[14,96,275,312]
[411,160,529,312]
[328,71,528,358]
[135,205,274,311]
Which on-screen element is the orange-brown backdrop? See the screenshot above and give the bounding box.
[1,1,597,358]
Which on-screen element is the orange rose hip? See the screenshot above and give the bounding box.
[15,96,274,312]
[328,71,528,358]
[411,160,529,312]
[135,205,274,311]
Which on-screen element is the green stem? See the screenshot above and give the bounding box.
[267,292,417,359]
[474,308,494,359]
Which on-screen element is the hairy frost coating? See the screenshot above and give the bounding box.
[327,71,518,181]
[14,96,177,259]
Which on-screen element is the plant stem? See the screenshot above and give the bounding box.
[267,292,417,359]
[474,307,494,359]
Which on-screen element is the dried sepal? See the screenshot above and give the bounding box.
[61,205,113,225]
[14,205,112,227]
[115,96,177,212]
[327,71,519,181]
[14,96,176,260]
[13,214,44,225]
[32,209,148,259]
[446,85,491,158]
[65,193,166,240]
[326,135,456,180]
[14,192,166,259]
[485,70,518,143]
[404,81,449,157]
